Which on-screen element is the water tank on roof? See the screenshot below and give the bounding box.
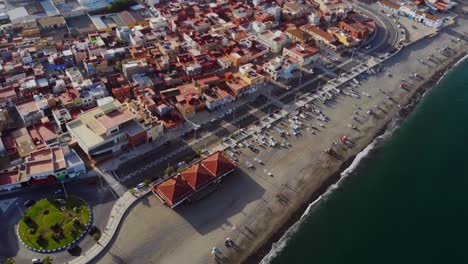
[33,95,41,102]
[164,45,170,49]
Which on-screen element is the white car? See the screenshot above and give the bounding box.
[263,169,272,176]
[365,45,372,50]
[254,157,263,164]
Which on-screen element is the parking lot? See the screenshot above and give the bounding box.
[223,104,333,179]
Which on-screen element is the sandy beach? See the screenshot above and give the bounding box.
[92,17,468,264]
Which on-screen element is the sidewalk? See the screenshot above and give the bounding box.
[67,184,156,264]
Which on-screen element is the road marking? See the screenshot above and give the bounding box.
[0,198,17,213]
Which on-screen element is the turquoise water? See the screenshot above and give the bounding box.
[271,59,468,264]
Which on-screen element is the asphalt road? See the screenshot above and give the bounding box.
[0,178,116,263]
[357,2,400,54]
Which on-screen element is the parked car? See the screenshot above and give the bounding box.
[365,45,372,50]
[32,258,42,264]
[24,200,36,208]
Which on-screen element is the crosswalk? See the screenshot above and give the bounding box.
[94,167,127,196]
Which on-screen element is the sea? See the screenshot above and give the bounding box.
[263,56,468,264]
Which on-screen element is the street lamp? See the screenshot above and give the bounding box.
[233,107,236,123]
[267,89,272,116]
[16,203,23,217]
[61,180,69,198]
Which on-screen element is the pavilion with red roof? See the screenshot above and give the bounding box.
[153,175,194,208]
[153,151,237,208]
[180,163,215,191]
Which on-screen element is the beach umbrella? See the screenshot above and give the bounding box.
[211,247,219,255]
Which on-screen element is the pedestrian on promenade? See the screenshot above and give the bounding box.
[225,238,232,248]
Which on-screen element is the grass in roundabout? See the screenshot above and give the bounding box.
[18,196,91,250]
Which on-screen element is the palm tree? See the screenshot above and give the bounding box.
[43,256,53,264]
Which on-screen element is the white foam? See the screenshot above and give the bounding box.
[436,53,468,85]
[260,115,403,264]
[260,54,468,264]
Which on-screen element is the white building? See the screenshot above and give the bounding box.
[7,7,30,25]
[308,11,321,26]
[67,98,162,158]
[282,43,319,66]
[256,30,291,53]
[66,67,84,84]
[78,80,108,108]
[263,56,297,80]
[15,99,45,126]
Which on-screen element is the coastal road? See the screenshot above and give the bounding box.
[356,1,400,55]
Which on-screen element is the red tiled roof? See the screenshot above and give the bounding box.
[154,175,194,207]
[180,163,215,190]
[201,151,237,177]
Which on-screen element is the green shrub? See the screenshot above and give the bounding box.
[93,233,101,242]
[73,207,81,214]
[43,256,53,264]
[108,0,136,12]
[144,179,150,186]
[28,228,36,234]
[165,167,173,176]
[89,226,99,235]
[70,229,79,238]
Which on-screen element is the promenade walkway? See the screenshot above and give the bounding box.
[67,184,156,264]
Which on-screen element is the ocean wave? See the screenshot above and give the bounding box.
[260,114,402,264]
[436,52,468,86]
[259,212,307,264]
[260,52,468,264]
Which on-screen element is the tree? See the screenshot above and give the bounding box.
[93,233,101,242]
[144,179,150,186]
[115,61,123,70]
[108,0,136,12]
[165,167,173,176]
[43,256,53,264]
[5,257,15,264]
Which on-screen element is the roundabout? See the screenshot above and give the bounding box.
[17,196,93,252]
